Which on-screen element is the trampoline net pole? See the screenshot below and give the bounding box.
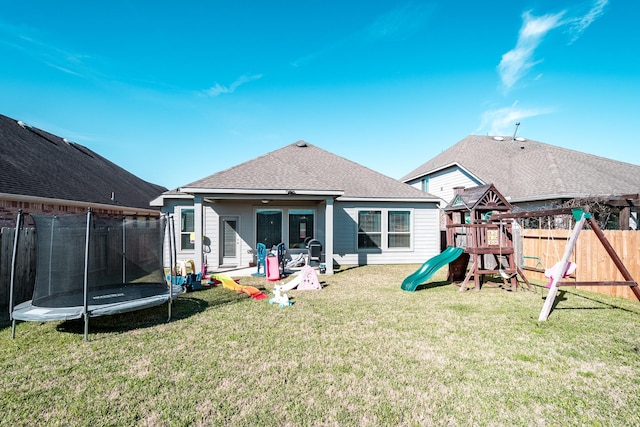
[9,210,23,338]
[47,215,55,297]
[83,209,92,341]
[9,210,22,317]
[122,217,126,283]
[167,214,176,321]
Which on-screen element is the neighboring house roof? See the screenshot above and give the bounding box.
[168,141,437,202]
[401,135,640,202]
[0,114,166,209]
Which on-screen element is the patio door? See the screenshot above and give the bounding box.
[220,217,240,266]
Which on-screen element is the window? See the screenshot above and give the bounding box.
[180,208,194,250]
[289,209,314,248]
[358,210,381,249]
[388,211,410,248]
[421,177,429,192]
[358,209,412,250]
[256,209,282,249]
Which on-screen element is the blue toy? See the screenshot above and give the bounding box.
[252,243,267,277]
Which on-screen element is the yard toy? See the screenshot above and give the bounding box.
[179,259,195,276]
[401,246,464,292]
[298,265,322,290]
[266,254,280,281]
[279,265,322,291]
[544,261,577,288]
[251,243,267,277]
[269,284,292,307]
[213,273,267,300]
[266,243,286,281]
[285,252,306,270]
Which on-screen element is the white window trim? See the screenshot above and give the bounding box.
[356,208,413,252]
[178,206,195,252]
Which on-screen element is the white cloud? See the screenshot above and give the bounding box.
[497,11,565,89]
[478,101,554,136]
[204,74,263,97]
[498,1,609,90]
[568,0,609,44]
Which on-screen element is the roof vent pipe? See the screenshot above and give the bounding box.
[512,122,520,140]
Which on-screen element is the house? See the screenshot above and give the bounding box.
[401,135,640,230]
[0,113,167,224]
[152,141,441,275]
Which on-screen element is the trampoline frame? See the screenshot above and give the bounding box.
[9,209,181,341]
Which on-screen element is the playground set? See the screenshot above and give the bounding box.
[443,184,531,292]
[401,184,528,292]
[401,184,639,320]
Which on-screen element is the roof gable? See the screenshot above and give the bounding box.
[403,135,640,201]
[445,184,512,212]
[179,141,436,201]
[0,114,166,209]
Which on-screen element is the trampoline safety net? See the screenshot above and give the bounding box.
[31,213,167,308]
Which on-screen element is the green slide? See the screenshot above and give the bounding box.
[401,246,464,291]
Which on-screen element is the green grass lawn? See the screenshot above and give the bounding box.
[2,265,639,426]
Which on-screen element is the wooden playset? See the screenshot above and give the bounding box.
[444,184,531,292]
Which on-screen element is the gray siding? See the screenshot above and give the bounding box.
[406,166,482,208]
[165,199,439,270]
[333,201,440,266]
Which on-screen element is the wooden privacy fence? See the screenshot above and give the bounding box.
[0,227,36,311]
[520,228,640,300]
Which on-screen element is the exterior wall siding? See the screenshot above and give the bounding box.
[428,167,481,206]
[406,166,482,207]
[333,201,440,266]
[203,202,256,268]
[406,166,483,232]
[165,200,328,269]
[164,199,440,269]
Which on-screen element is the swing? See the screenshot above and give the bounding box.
[543,214,577,287]
[498,219,517,279]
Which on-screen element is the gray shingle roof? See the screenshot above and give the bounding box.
[401,135,640,201]
[181,141,436,200]
[0,114,167,209]
[444,183,512,212]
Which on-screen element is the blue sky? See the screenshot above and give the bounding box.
[1,0,637,189]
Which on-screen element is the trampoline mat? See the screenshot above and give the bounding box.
[12,284,182,322]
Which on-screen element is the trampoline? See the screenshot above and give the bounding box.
[9,210,182,340]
